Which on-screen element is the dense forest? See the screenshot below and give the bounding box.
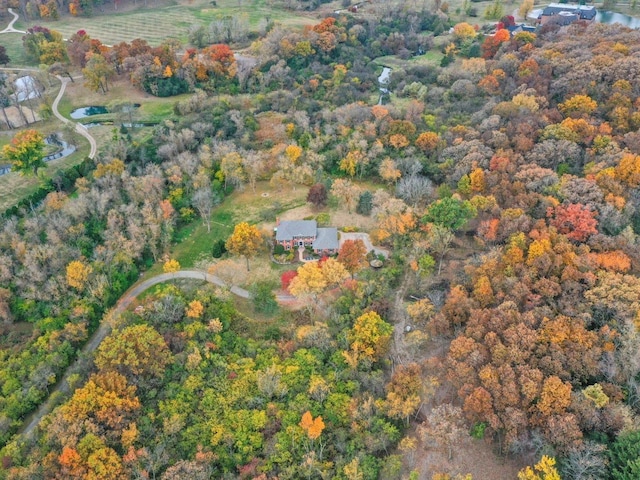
[3,3,640,478]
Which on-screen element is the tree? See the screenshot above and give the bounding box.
[192,188,214,233]
[2,129,45,176]
[356,191,373,216]
[163,259,181,274]
[344,311,393,367]
[94,324,172,381]
[425,224,455,275]
[518,456,561,480]
[66,260,93,290]
[331,178,361,213]
[225,222,263,270]
[307,183,328,209]
[423,197,476,231]
[250,280,278,314]
[547,203,598,242]
[452,23,477,42]
[384,363,436,426]
[289,261,327,299]
[379,158,401,185]
[220,152,245,190]
[609,430,640,480]
[338,239,368,277]
[0,46,10,66]
[281,270,297,291]
[82,53,115,94]
[418,404,468,460]
[321,257,350,286]
[300,411,325,440]
[559,95,597,118]
[519,0,534,19]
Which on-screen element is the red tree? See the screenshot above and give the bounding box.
[547,204,598,242]
[281,270,298,291]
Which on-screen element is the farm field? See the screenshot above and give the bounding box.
[8,0,316,47]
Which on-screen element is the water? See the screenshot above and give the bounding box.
[378,67,392,86]
[69,106,108,119]
[378,67,392,105]
[0,134,76,176]
[597,11,640,28]
[14,76,39,102]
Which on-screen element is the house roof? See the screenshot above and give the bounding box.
[275,220,317,241]
[313,228,339,251]
[542,3,596,20]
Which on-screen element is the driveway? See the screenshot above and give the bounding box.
[339,232,389,258]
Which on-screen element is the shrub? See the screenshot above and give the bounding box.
[212,239,227,258]
[274,244,285,255]
[316,212,331,226]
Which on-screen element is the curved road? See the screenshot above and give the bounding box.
[52,76,98,159]
[0,8,97,159]
[20,269,293,437]
[0,8,26,34]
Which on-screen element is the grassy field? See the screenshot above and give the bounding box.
[144,182,308,278]
[1,0,314,55]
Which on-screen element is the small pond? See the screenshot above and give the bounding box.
[597,11,640,29]
[70,106,108,119]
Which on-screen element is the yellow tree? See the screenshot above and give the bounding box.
[518,456,561,480]
[2,129,45,176]
[559,94,597,118]
[519,0,534,18]
[185,300,204,318]
[344,311,393,367]
[66,260,93,290]
[321,258,350,287]
[379,158,401,185]
[225,222,263,270]
[289,261,327,298]
[339,150,365,177]
[163,259,181,274]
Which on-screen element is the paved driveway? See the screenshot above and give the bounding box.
[339,232,389,258]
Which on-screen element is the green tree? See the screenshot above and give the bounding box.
[423,197,476,231]
[82,53,115,94]
[2,129,45,176]
[610,430,640,480]
[94,324,172,382]
[250,280,278,314]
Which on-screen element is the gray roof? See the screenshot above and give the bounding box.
[542,3,596,20]
[275,220,317,241]
[313,228,339,251]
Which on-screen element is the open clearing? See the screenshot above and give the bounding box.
[6,0,316,49]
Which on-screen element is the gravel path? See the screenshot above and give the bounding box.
[0,9,26,34]
[0,9,97,159]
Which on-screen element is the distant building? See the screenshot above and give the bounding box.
[533,3,597,25]
[506,23,538,34]
[275,220,339,255]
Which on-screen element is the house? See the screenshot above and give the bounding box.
[535,3,597,25]
[275,220,339,255]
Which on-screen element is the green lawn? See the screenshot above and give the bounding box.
[0,34,30,67]
[145,182,308,278]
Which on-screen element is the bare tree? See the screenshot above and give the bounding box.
[396,174,434,207]
[192,188,214,233]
